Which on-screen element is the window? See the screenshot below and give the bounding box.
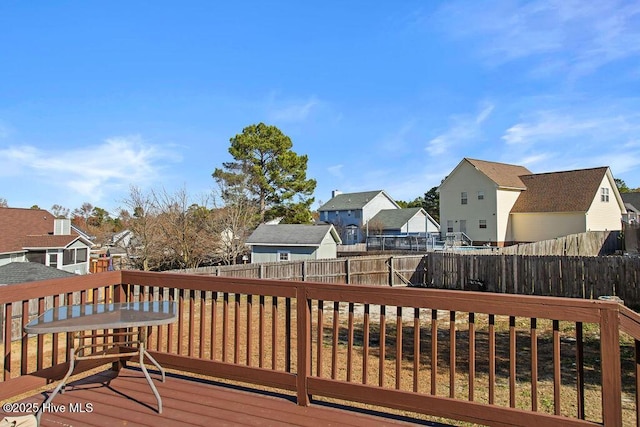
[461,192,468,205]
[49,253,58,268]
[477,191,484,200]
[447,220,454,233]
[479,220,487,229]
[323,211,328,221]
[601,187,609,202]
[76,248,88,263]
[277,251,290,262]
[63,249,75,265]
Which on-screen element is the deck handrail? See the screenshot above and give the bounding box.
[0,270,636,426]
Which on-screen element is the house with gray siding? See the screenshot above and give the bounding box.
[246,224,341,263]
[318,190,399,244]
[368,207,440,235]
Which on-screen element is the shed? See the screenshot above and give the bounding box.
[246,224,342,263]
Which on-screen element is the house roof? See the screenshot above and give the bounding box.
[246,224,341,246]
[511,167,610,213]
[0,207,84,254]
[318,190,397,211]
[0,262,77,285]
[369,207,425,230]
[465,158,532,190]
[622,192,640,211]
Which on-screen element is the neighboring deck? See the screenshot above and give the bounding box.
[1,367,440,426]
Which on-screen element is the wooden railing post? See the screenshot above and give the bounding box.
[600,306,622,426]
[112,282,128,372]
[296,285,310,406]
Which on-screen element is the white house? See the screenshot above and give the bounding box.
[439,158,626,246]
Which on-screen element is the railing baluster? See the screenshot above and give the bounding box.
[189,290,195,357]
[489,314,495,404]
[37,297,44,371]
[396,306,402,390]
[363,303,369,384]
[509,316,516,408]
[413,307,420,393]
[4,302,11,381]
[247,294,253,367]
[450,311,456,398]
[199,290,206,359]
[347,302,354,382]
[52,294,60,366]
[178,289,185,355]
[531,318,538,412]
[576,322,584,419]
[234,293,240,364]
[379,305,386,387]
[553,319,561,415]
[156,288,164,352]
[223,293,229,363]
[259,295,264,367]
[211,291,217,360]
[317,300,324,377]
[431,309,438,395]
[286,298,292,373]
[469,312,475,401]
[332,301,339,380]
[21,299,28,375]
[167,289,174,354]
[271,296,277,370]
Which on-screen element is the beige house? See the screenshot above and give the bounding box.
[439,158,626,246]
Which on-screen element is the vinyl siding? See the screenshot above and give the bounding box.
[511,212,586,242]
[585,175,623,231]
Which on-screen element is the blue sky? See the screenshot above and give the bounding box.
[2,1,640,214]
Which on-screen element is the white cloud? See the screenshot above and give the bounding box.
[426,102,494,156]
[327,164,344,179]
[267,96,319,122]
[434,0,640,77]
[0,136,180,203]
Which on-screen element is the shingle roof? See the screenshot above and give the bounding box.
[511,167,608,213]
[622,192,640,211]
[0,207,80,253]
[318,190,390,211]
[0,262,77,285]
[246,224,340,246]
[369,208,424,230]
[466,158,532,189]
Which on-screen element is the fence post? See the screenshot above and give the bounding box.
[600,305,622,426]
[346,258,351,284]
[302,261,307,281]
[389,256,394,286]
[296,285,310,406]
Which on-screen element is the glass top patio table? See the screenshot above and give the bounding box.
[25,301,178,334]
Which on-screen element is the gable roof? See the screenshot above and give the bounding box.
[246,224,341,246]
[0,207,86,254]
[511,167,610,213]
[0,262,77,285]
[465,158,532,190]
[318,190,397,211]
[369,207,425,230]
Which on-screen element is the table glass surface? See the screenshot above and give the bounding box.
[24,301,178,334]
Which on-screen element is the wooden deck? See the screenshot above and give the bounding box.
[1,367,445,426]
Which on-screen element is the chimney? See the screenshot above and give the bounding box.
[54,218,71,235]
[332,190,342,198]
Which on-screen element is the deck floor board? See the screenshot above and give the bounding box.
[1,367,440,426]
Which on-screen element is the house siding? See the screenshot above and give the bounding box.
[317,233,338,259]
[496,188,522,245]
[511,212,586,242]
[585,175,623,232]
[0,252,26,267]
[251,246,318,264]
[439,161,506,244]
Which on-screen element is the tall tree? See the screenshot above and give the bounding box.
[422,186,440,223]
[615,178,630,193]
[213,123,316,223]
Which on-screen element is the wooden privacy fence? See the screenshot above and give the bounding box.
[179,255,426,287]
[1,271,639,426]
[180,253,640,306]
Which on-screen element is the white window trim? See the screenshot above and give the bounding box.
[277,250,291,262]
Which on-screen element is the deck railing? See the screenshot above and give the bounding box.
[1,270,639,426]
